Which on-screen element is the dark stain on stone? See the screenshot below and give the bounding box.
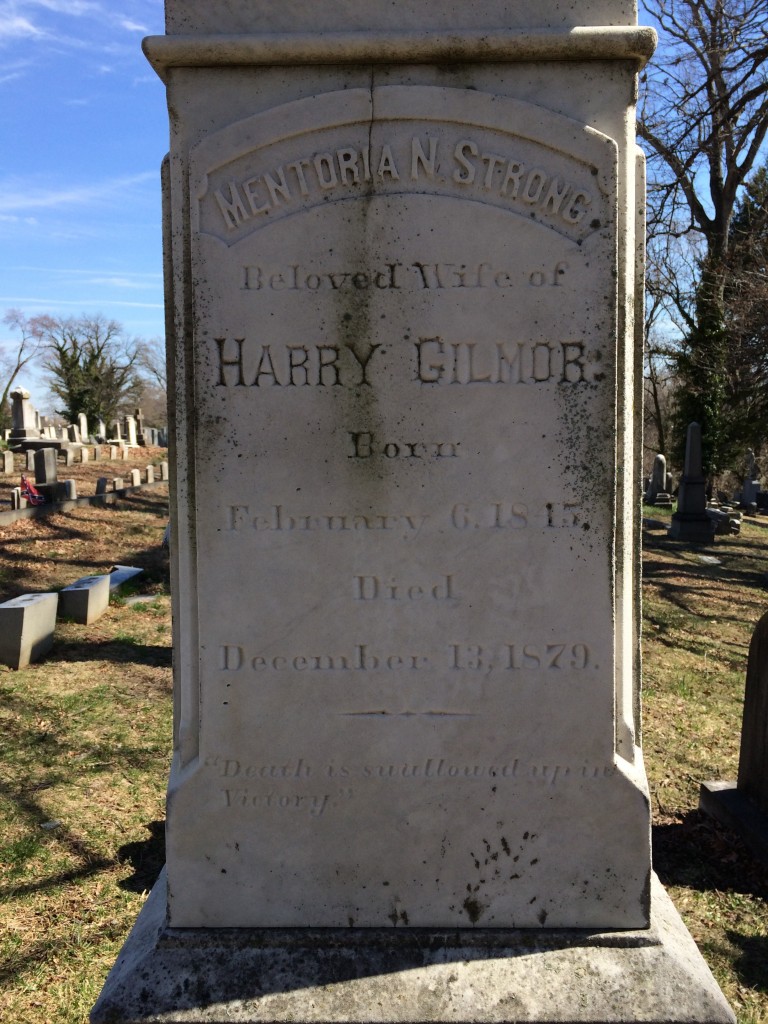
[462,895,485,923]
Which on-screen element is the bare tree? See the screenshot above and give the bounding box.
[639,0,768,475]
[0,310,44,433]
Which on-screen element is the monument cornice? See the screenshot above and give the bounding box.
[143,26,657,81]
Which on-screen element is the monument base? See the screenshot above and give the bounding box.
[668,514,717,544]
[91,872,733,1024]
[700,780,768,868]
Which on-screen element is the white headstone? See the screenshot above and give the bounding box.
[125,415,138,447]
[9,387,38,438]
[92,5,734,1023]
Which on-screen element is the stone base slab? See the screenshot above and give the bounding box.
[668,515,716,544]
[91,872,733,1023]
[700,780,768,868]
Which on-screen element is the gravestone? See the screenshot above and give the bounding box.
[1,450,13,475]
[135,407,147,446]
[33,448,69,503]
[60,574,111,625]
[9,387,40,440]
[78,412,89,440]
[34,449,58,485]
[669,423,715,544]
[124,415,138,447]
[92,4,733,1023]
[129,468,141,487]
[0,593,58,669]
[741,449,761,507]
[644,452,673,508]
[701,610,768,864]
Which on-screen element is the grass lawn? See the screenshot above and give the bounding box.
[0,491,767,1022]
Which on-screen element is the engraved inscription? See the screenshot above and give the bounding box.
[210,134,597,235]
[205,755,618,792]
[348,432,460,460]
[240,260,570,292]
[220,644,429,672]
[449,643,593,671]
[416,337,600,385]
[225,505,429,533]
[224,503,585,532]
[214,338,379,388]
[353,574,457,601]
[212,335,600,389]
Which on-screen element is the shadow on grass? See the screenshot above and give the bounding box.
[117,820,166,893]
[653,810,768,899]
[46,638,172,669]
[725,932,768,995]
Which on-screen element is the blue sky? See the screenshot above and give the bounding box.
[0,0,167,391]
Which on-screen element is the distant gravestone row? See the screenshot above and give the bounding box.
[0,566,143,670]
[4,449,169,511]
[4,389,168,454]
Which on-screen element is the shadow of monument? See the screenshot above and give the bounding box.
[724,931,768,995]
[118,820,166,893]
[653,810,768,899]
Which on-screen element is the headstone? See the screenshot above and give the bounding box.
[80,447,90,464]
[96,477,110,496]
[92,5,733,1024]
[67,424,81,444]
[25,450,36,472]
[92,445,101,461]
[130,468,142,487]
[136,408,147,446]
[34,410,42,431]
[63,479,77,500]
[122,446,131,461]
[113,477,124,491]
[737,449,761,507]
[146,464,155,484]
[109,445,119,460]
[111,420,123,442]
[34,448,58,485]
[63,447,75,467]
[669,423,716,544]
[739,612,768,816]
[10,487,24,510]
[701,610,768,864]
[644,453,672,507]
[9,387,40,439]
[78,412,89,439]
[1,450,13,475]
[60,574,111,625]
[108,565,144,591]
[98,418,106,440]
[125,415,138,447]
[159,460,169,481]
[0,592,58,669]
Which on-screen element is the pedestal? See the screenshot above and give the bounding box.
[91,872,733,1024]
